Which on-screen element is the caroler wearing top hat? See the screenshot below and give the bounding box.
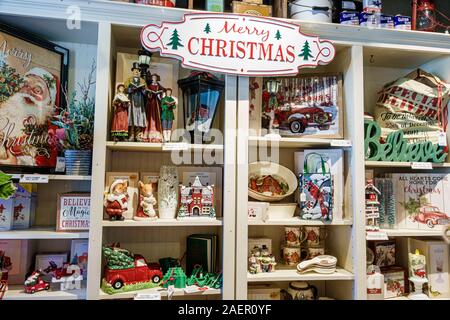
[125,62,147,142]
[144,73,164,143]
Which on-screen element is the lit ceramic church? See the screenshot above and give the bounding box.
[178,176,215,218]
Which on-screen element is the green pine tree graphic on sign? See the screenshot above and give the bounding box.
[167,29,184,50]
[204,23,211,34]
[275,30,281,40]
[299,40,313,61]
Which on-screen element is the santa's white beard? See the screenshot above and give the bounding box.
[0,92,52,137]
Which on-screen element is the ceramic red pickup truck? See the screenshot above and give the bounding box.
[104,255,163,290]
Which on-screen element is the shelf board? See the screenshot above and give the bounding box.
[102,218,223,227]
[106,141,223,152]
[385,295,450,301]
[249,218,352,226]
[3,285,86,300]
[248,136,351,149]
[98,286,221,300]
[247,267,354,282]
[365,161,450,169]
[381,228,445,237]
[9,174,92,181]
[0,227,89,240]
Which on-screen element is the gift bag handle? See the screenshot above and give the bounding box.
[303,152,328,174]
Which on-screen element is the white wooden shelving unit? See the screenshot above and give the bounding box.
[0,0,449,300]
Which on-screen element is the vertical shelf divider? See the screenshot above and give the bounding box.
[235,76,250,299]
[86,21,111,300]
[347,45,367,300]
[222,75,238,299]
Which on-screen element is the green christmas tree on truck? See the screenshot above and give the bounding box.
[299,40,313,61]
[103,246,134,270]
[167,29,184,50]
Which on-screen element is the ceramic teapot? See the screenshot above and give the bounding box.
[281,281,318,300]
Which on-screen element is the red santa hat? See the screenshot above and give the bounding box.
[24,67,59,106]
[110,179,127,193]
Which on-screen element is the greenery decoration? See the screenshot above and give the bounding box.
[52,60,96,150]
[0,171,15,200]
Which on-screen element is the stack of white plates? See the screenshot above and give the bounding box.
[297,255,337,274]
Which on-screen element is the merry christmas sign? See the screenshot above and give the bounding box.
[141,13,335,76]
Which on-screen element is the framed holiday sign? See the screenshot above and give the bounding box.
[141,13,335,76]
[56,193,91,232]
[0,23,69,171]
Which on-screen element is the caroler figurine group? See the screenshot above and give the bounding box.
[111,61,176,143]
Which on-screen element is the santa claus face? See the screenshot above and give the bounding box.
[0,74,54,138]
[113,181,128,195]
[19,74,52,109]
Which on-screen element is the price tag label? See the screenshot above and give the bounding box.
[19,174,49,184]
[184,285,210,294]
[167,285,175,300]
[162,142,189,151]
[55,157,66,173]
[366,231,389,241]
[438,132,447,147]
[330,140,352,147]
[134,292,161,300]
[411,162,433,170]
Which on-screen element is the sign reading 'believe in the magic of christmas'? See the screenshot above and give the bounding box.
[141,13,335,76]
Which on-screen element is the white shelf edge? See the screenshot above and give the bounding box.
[3,285,86,300]
[0,227,90,239]
[248,136,352,148]
[102,218,223,227]
[98,287,221,300]
[248,219,352,226]
[247,267,354,282]
[365,161,450,169]
[106,141,223,152]
[381,228,446,237]
[9,174,92,181]
[385,295,450,301]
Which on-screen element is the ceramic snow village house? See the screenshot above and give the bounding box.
[178,176,215,219]
[365,179,381,232]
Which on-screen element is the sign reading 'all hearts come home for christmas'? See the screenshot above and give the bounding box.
[141,13,335,76]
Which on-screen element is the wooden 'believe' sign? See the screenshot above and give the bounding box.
[141,13,335,76]
[364,120,448,163]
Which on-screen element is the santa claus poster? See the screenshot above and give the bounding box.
[0,23,68,169]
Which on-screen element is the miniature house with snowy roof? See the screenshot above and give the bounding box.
[178,176,215,219]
